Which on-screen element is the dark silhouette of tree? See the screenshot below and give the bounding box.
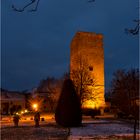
[110,69,139,114]
[125,0,139,35]
[55,79,82,127]
[34,73,69,112]
[36,77,62,112]
[12,0,139,35]
[12,0,40,12]
[125,20,140,35]
[110,68,139,140]
[88,0,95,3]
[12,0,95,12]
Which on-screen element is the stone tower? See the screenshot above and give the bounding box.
[70,31,105,109]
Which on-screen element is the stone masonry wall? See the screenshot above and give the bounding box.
[70,31,105,109]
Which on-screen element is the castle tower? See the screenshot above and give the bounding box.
[70,31,105,109]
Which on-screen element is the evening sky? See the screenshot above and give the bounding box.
[2,0,139,91]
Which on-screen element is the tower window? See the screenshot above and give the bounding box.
[89,66,93,71]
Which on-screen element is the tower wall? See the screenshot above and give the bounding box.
[70,31,105,109]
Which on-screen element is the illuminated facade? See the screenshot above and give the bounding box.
[70,31,105,109]
[1,89,26,115]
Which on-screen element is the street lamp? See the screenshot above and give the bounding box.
[32,103,38,111]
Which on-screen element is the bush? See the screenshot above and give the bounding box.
[117,111,127,119]
[82,108,100,117]
[55,79,82,127]
[41,118,45,121]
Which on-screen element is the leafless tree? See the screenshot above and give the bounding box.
[12,0,139,36]
[12,0,40,12]
[36,77,62,112]
[110,68,139,140]
[111,69,139,112]
[125,0,139,35]
[70,55,102,107]
[12,0,95,12]
[88,0,95,3]
[125,20,140,35]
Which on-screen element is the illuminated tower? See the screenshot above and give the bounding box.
[70,31,105,109]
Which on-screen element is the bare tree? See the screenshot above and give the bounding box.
[125,0,139,35]
[126,69,139,140]
[12,0,40,12]
[110,68,139,140]
[70,55,102,108]
[125,20,140,35]
[88,0,95,3]
[110,69,139,114]
[12,0,139,36]
[12,0,95,12]
[36,77,62,112]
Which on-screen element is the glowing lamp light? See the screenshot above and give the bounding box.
[16,112,19,115]
[21,111,24,114]
[25,109,28,113]
[32,103,38,111]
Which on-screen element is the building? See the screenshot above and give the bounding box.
[70,31,105,109]
[1,89,27,115]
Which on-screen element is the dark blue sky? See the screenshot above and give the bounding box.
[2,0,139,91]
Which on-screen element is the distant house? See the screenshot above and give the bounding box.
[1,89,28,115]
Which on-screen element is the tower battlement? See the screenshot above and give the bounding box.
[71,31,103,48]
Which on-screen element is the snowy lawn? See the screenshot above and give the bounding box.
[70,121,140,140]
[1,120,140,140]
[1,123,69,140]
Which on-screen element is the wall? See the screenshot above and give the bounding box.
[70,31,105,109]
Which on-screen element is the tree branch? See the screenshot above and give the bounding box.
[88,0,95,3]
[12,0,40,12]
[125,20,140,35]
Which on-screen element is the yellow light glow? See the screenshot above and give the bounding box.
[32,103,38,111]
[83,101,96,109]
[16,112,19,115]
[82,98,105,109]
[81,84,105,109]
[21,111,24,114]
[25,109,28,113]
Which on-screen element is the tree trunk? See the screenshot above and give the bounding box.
[133,118,137,140]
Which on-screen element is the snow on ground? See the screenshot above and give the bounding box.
[69,121,140,140]
[1,124,69,140]
[1,119,140,140]
[71,123,138,136]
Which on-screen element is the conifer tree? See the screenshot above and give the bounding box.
[55,79,82,127]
